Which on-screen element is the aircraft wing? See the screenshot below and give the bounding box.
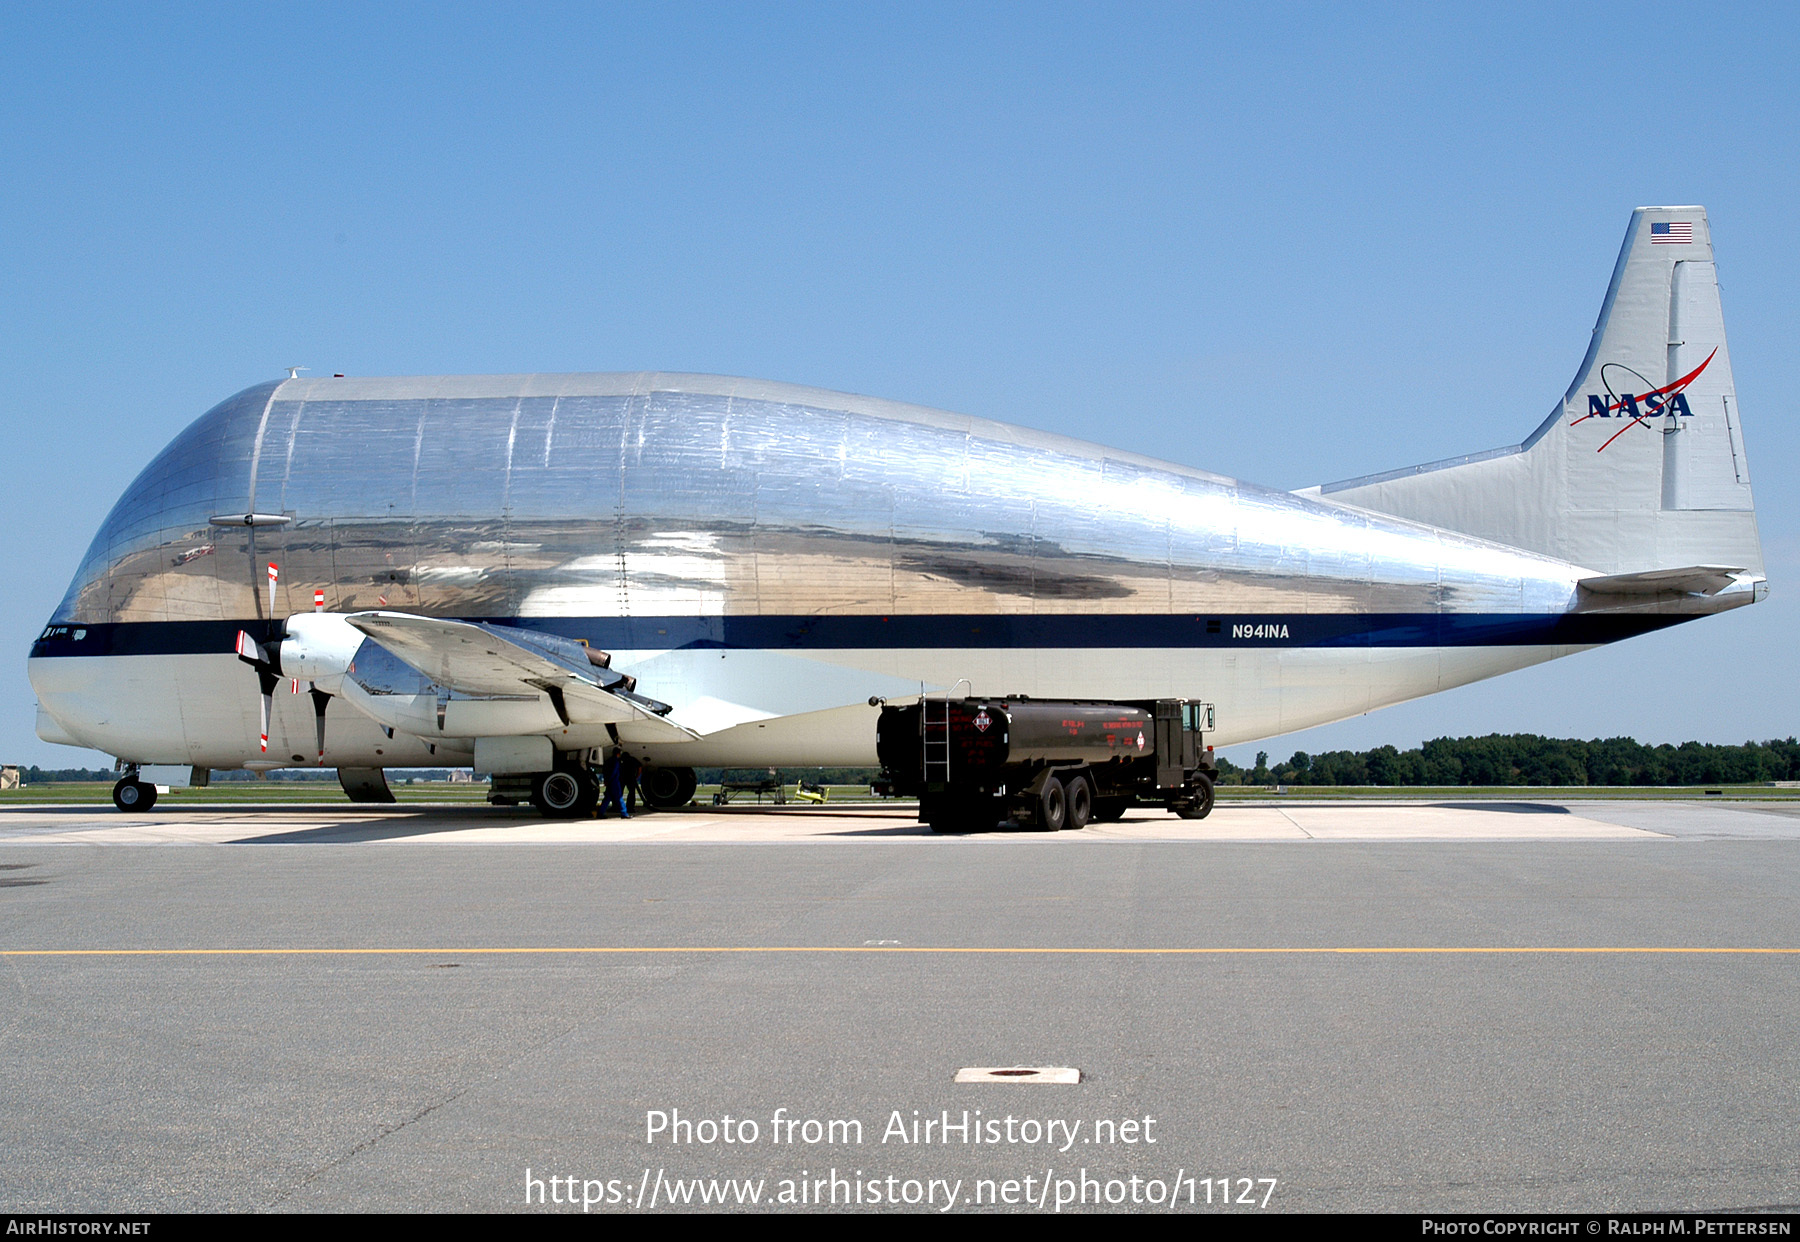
[345,612,701,743]
[1577,565,1748,597]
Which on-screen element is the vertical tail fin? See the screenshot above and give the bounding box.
[1561,207,1752,518]
[1311,207,1762,580]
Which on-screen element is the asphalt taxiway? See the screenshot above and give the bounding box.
[2,799,1797,1213]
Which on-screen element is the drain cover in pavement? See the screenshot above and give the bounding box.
[954,1066,1081,1083]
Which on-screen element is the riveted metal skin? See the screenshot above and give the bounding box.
[44,372,1591,630]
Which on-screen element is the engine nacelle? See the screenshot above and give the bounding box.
[279,613,365,688]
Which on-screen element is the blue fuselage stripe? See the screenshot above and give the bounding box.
[29,613,1687,660]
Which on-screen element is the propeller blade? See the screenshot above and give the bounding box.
[238,631,282,755]
[266,562,279,619]
[309,686,330,763]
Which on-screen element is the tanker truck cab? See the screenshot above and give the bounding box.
[874,696,1218,833]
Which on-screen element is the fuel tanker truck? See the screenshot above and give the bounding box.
[875,697,1218,832]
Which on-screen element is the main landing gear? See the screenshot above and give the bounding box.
[639,766,698,810]
[531,768,600,818]
[497,764,696,818]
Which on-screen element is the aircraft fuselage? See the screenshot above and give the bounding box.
[29,372,1725,772]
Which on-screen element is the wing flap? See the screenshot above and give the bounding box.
[555,679,705,743]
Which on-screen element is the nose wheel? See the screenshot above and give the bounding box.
[111,777,157,812]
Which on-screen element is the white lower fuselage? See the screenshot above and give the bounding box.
[30,641,1588,771]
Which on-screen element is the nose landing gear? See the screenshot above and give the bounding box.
[111,770,157,811]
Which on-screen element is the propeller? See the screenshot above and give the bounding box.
[235,571,359,763]
[234,627,282,754]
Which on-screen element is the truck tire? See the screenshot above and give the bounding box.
[1035,776,1067,832]
[1173,772,1215,820]
[1064,773,1093,830]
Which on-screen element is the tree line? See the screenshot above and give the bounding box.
[1214,735,1800,787]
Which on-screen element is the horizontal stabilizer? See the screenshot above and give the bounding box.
[1577,565,1745,596]
[345,612,701,743]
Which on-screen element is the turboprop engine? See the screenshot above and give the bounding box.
[232,575,364,762]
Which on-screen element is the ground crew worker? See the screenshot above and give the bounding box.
[622,753,643,813]
[601,749,630,819]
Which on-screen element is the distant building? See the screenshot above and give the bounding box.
[0,766,19,790]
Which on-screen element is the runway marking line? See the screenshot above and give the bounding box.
[1,946,1798,958]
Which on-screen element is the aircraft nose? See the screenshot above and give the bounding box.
[27,631,102,751]
[35,699,82,747]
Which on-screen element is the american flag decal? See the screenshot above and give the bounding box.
[1651,221,1693,244]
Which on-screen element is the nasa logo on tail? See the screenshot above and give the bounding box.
[1568,349,1715,453]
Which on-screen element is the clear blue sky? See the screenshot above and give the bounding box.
[3,2,1796,768]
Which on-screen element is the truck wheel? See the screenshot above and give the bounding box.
[1173,772,1216,820]
[1064,774,1093,830]
[1035,777,1067,831]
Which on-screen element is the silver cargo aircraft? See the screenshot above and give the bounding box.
[28,207,1764,818]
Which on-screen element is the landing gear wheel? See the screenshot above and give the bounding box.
[1173,772,1215,820]
[1035,776,1067,832]
[112,778,156,812]
[640,766,698,809]
[531,768,598,818]
[1064,774,1093,830]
